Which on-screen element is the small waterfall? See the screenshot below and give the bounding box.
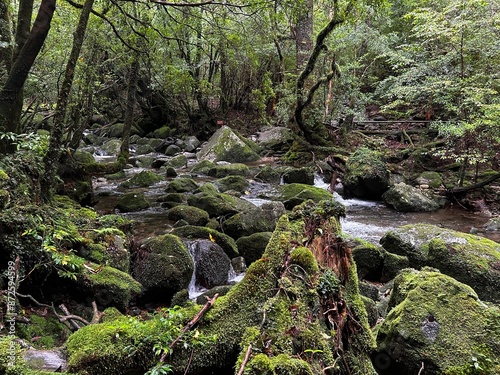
[186,241,208,300]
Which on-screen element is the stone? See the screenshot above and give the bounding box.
[115,192,150,212]
[167,205,210,226]
[255,126,295,151]
[282,167,315,185]
[382,182,439,212]
[188,239,231,289]
[120,170,163,188]
[236,232,273,265]
[197,125,260,163]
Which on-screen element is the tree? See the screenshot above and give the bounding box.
[0,0,55,153]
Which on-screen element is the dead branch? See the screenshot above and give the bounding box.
[448,173,500,195]
[59,304,82,329]
[160,293,219,362]
[91,301,104,324]
[236,344,252,375]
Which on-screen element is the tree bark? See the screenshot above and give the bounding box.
[0,0,55,147]
[41,0,95,201]
[119,57,139,164]
[0,0,13,77]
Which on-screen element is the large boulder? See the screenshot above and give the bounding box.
[344,148,390,199]
[120,170,163,188]
[214,175,249,193]
[187,190,255,217]
[167,205,210,226]
[133,234,194,303]
[282,167,315,185]
[222,201,286,239]
[255,126,295,152]
[382,182,439,212]
[380,223,500,302]
[165,177,199,193]
[115,192,150,212]
[374,268,500,374]
[236,232,273,265]
[275,183,335,210]
[187,239,231,289]
[197,125,260,163]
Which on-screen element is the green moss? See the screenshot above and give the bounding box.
[17,314,69,349]
[171,225,239,258]
[190,159,216,175]
[120,170,163,188]
[214,175,250,193]
[0,169,9,182]
[0,188,10,209]
[96,215,133,232]
[279,184,334,209]
[115,192,150,212]
[165,177,199,193]
[166,205,210,226]
[86,266,142,310]
[208,163,250,178]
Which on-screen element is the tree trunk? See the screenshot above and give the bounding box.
[0,0,13,78]
[119,57,139,164]
[41,0,94,201]
[294,0,313,73]
[0,0,55,153]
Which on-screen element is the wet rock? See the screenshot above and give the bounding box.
[134,144,155,155]
[236,232,272,265]
[214,175,249,193]
[222,202,285,239]
[24,348,67,372]
[167,205,210,226]
[171,225,239,259]
[344,147,390,199]
[120,170,163,188]
[208,162,250,178]
[374,268,500,374]
[380,224,500,302]
[352,244,384,280]
[165,177,199,193]
[187,190,255,217]
[185,135,201,152]
[133,234,194,303]
[190,159,216,175]
[189,239,231,289]
[165,144,182,156]
[100,139,122,156]
[382,182,439,212]
[197,125,260,163]
[231,256,247,274]
[276,183,334,209]
[115,192,150,212]
[282,167,315,185]
[254,165,281,183]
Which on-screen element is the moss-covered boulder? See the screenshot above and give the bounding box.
[221,201,286,239]
[380,250,409,283]
[165,177,199,193]
[255,126,295,152]
[214,175,249,193]
[207,162,250,178]
[100,139,122,155]
[276,183,335,210]
[171,225,239,258]
[282,166,315,185]
[166,205,210,226]
[115,192,150,212]
[380,224,500,302]
[190,159,216,175]
[163,154,187,169]
[82,228,130,272]
[254,165,282,183]
[120,170,163,188]
[344,148,390,199]
[236,232,273,265]
[374,268,500,374]
[197,125,260,163]
[382,182,439,212]
[187,190,255,217]
[133,234,194,303]
[352,243,384,280]
[82,266,142,311]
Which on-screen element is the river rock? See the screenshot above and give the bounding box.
[255,126,295,152]
[165,177,199,193]
[276,183,335,209]
[190,159,216,175]
[415,171,443,188]
[188,239,231,289]
[221,201,286,239]
[24,348,67,372]
[282,166,315,185]
[185,135,201,152]
[382,182,439,212]
[167,205,210,226]
[120,170,163,188]
[207,162,250,178]
[197,125,260,163]
[374,268,500,374]
[187,190,255,217]
[100,139,122,155]
[380,223,500,302]
[484,216,500,231]
[115,192,150,212]
[133,234,194,303]
[236,232,272,265]
[171,225,239,258]
[214,175,249,193]
[352,243,384,280]
[165,144,182,156]
[343,147,390,199]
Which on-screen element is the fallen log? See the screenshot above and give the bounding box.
[448,173,500,195]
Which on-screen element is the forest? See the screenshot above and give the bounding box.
[0,0,499,374]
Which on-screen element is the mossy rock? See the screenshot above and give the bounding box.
[17,314,69,349]
[187,190,255,218]
[115,192,150,212]
[83,228,130,272]
[120,170,163,188]
[163,154,187,169]
[344,147,390,199]
[84,266,142,311]
[189,159,216,175]
[380,224,500,302]
[236,232,273,265]
[352,244,384,281]
[171,225,239,258]
[133,234,194,303]
[277,183,334,209]
[166,205,210,226]
[282,166,315,185]
[380,250,409,283]
[254,165,282,183]
[415,171,443,188]
[153,126,174,139]
[96,214,133,233]
[214,175,249,193]
[197,125,260,163]
[165,177,199,193]
[73,150,96,165]
[375,268,500,374]
[207,163,250,178]
[382,182,439,212]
